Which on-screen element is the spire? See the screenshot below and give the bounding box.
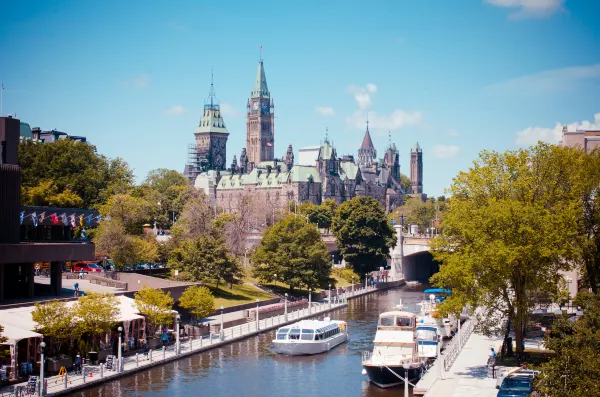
[251,60,269,98]
[412,142,422,152]
[388,131,391,147]
[360,126,375,152]
[206,68,218,108]
[325,127,329,143]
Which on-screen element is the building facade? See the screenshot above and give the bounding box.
[188,58,425,213]
[410,142,423,195]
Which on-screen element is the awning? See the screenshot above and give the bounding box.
[0,323,42,345]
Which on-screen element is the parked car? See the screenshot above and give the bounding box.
[73,262,103,273]
[497,373,536,397]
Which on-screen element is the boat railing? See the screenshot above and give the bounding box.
[377,325,414,332]
[442,317,475,372]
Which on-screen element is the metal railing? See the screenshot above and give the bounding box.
[443,318,475,372]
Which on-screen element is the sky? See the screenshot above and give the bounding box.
[1,0,599,197]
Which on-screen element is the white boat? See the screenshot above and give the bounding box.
[272,318,348,355]
[418,289,457,339]
[416,316,440,359]
[361,311,426,388]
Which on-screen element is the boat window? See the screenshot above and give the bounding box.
[301,329,314,334]
[315,333,323,340]
[288,329,301,340]
[301,333,313,341]
[416,329,437,342]
[379,317,395,326]
[396,317,412,327]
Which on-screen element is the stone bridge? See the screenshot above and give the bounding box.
[247,227,437,282]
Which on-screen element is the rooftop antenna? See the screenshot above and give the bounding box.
[325,127,329,142]
[366,114,369,131]
[259,45,263,62]
[207,68,218,108]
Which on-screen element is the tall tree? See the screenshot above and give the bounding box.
[74,293,120,343]
[535,292,600,397]
[331,196,397,275]
[307,199,337,230]
[134,287,174,339]
[32,300,76,355]
[252,216,332,291]
[94,220,158,268]
[99,194,154,234]
[431,143,581,359]
[18,139,134,208]
[178,285,215,324]
[170,192,214,242]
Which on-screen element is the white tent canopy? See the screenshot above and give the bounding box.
[0,323,42,345]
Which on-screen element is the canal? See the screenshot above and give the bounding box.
[76,284,428,397]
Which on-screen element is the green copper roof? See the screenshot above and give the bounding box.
[340,161,359,180]
[291,166,321,183]
[196,106,229,135]
[251,61,269,98]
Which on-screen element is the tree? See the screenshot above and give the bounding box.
[430,143,581,360]
[93,221,158,268]
[178,285,215,325]
[400,173,411,193]
[535,292,600,396]
[74,293,120,343]
[32,300,76,355]
[99,194,153,234]
[0,325,8,360]
[18,139,134,208]
[252,216,332,291]
[170,192,214,242]
[49,189,84,208]
[331,196,397,275]
[307,199,337,230]
[141,168,189,227]
[134,287,174,339]
[169,234,243,289]
[390,196,448,232]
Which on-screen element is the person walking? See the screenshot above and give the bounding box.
[161,330,169,348]
[74,282,79,297]
[74,353,82,375]
[142,339,149,360]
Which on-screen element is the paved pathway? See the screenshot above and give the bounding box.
[424,332,502,397]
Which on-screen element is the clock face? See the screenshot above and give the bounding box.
[253,101,259,110]
[262,101,268,111]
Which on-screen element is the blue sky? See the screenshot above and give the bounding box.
[1,0,599,197]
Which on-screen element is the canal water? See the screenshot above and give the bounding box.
[76,284,428,397]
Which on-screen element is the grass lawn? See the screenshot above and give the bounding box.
[243,269,352,296]
[207,283,275,309]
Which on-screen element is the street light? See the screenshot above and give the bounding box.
[352,276,355,296]
[117,326,123,373]
[284,293,288,321]
[566,277,573,312]
[328,284,332,309]
[39,341,46,397]
[403,362,410,397]
[273,274,277,287]
[220,306,225,341]
[256,299,260,330]
[308,288,312,311]
[175,314,181,355]
[331,255,335,266]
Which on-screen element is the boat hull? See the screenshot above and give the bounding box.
[362,363,423,389]
[273,333,347,355]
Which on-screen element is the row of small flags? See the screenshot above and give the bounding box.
[19,212,111,227]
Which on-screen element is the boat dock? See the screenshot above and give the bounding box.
[414,315,502,396]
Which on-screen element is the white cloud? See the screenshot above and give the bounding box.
[515,112,600,146]
[484,0,565,19]
[346,109,423,131]
[347,84,377,110]
[220,103,240,118]
[315,106,335,116]
[121,74,150,89]
[433,145,460,159]
[165,105,184,116]
[447,129,459,137]
[489,64,600,94]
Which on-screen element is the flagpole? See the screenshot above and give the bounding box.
[1,80,3,117]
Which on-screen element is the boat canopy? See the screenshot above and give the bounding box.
[424,288,451,295]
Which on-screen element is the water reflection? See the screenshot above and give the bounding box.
[76,285,428,397]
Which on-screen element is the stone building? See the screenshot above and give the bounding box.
[561,125,600,152]
[189,58,425,213]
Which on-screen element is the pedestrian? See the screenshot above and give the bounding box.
[35,263,40,276]
[488,347,497,365]
[79,269,84,280]
[142,339,149,360]
[74,282,79,297]
[74,353,81,375]
[161,330,169,347]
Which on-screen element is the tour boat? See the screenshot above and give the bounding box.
[418,289,457,339]
[361,311,427,389]
[273,318,348,355]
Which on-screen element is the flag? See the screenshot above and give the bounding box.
[79,215,83,227]
[32,212,38,227]
[266,142,273,147]
[87,215,92,225]
[62,213,68,226]
[71,215,76,228]
[39,212,46,224]
[260,45,263,50]
[19,211,24,225]
[51,213,59,225]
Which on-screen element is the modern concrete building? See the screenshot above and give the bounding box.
[0,116,95,303]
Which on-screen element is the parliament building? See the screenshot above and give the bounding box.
[183,59,425,213]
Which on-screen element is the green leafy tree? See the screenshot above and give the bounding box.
[134,287,174,339]
[93,221,158,268]
[74,293,120,344]
[331,196,397,275]
[141,168,189,226]
[431,143,581,360]
[32,300,76,355]
[169,234,243,289]
[391,196,447,232]
[170,192,214,242]
[178,285,215,325]
[252,216,332,291]
[400,173,411,193]
[49,189,84,208]
[535,292,600,396]
[0,325,8,360]
[306,199,337,230]
[19,139,134,208]
[99,194,153,234]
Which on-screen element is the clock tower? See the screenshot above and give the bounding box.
[194,73,229,171]
[246,59,274,166]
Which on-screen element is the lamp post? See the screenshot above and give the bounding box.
[403,362,410,397]
[256,299,260,330]
[117,326,123,373]
[244,248,248,268]
[273,273,277,287]
[328,284,332,309]
[352,276,355,296]
[284,293,288,321]
[175,314,180,355]
[220,306,225,341]
[365,273,368,289]
[308,288,312,311]
[566,277,573,312]
[39,341,46,397]
[331,255,335,267]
